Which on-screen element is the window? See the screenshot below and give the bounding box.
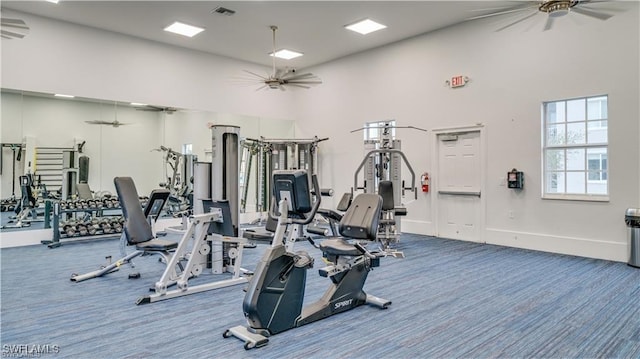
[182,143,193,155]
[543,95,608,199]
[364,120,396,141]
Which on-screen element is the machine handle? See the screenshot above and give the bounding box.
[353,149,416,197]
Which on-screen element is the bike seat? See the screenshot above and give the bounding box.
[319,238,361,256]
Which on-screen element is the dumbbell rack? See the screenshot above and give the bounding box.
[42,199,124,248]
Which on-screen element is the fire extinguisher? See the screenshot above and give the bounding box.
[421,172,429,193]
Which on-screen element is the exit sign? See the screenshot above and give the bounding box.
[449,75,467,88]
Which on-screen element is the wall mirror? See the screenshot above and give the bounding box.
[0,88,295,231]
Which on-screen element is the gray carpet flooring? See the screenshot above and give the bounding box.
[1,233,639,358]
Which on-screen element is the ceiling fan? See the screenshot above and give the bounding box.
[84,120,129,128]
[1,17,29,39]
[242,25,322,91]
[468,0,619,31]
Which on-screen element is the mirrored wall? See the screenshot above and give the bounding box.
[0,88,295,228]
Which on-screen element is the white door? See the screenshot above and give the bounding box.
[436,130,482,242]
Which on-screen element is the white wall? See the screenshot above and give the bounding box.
[0,9,295,121]
[293,6,640,262]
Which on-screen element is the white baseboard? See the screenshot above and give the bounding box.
[484,227,628,263]
[402,219,434,236]
[0,228,51,248]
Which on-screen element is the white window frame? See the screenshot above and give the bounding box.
[363,120,396,141]
[542,95,609,201]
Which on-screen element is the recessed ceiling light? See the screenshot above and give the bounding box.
[345,19,387,35]
[270,49,303,60]
[130,102,148,106]
[54,94,74,98]
[164,21,205,38]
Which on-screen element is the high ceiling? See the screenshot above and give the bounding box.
[2,1,515,69]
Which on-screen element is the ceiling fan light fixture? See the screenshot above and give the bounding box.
[270,49,303,60]
[345,18,387,35]
[539,0,576,17]
[164,21,205,38]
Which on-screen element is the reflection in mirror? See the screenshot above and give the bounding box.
[0,88,296,232]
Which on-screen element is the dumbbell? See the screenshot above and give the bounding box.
[63,223,77,237]
[111,218,123,233]
[100,221,114,234]
[86,222,99,235]
[106,199,116,208]
[77,223,89,236]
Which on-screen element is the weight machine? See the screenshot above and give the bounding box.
[155,146,195,216]
[351,122,425,257]
[239,136,328,217]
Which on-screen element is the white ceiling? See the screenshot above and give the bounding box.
[2,1,515,69]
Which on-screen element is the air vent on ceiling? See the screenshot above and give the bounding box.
[212,6,236,16]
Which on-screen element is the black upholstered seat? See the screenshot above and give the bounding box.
[319,238,361,256]
[319,193,382,257]
[115,177,176,252]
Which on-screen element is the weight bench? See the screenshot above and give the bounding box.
[70,177,176,282]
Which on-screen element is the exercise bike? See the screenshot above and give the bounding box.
[224,169,391,350]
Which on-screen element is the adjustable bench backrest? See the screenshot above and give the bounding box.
[339,193,382,240]
[114,177,154,245]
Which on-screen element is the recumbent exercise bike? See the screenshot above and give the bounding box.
[224,169,391,350]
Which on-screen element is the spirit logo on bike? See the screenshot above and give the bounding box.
[334,298,354,310]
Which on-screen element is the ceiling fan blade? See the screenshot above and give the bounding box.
[467,5,537,21]
[496,11,539,32]
[281,72,317,81]
[285,83,312,89]
[287,80,323,85]
[580,4,627,13]
[242,69,267,80]
[1,18,29,30]
[543,16,555,31]
[1,30,25,39]
[571,7,613,21]
[469,1,537,13]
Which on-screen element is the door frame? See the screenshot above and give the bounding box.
[431,124,487,243]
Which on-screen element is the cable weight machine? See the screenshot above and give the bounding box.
[351,122,425,256]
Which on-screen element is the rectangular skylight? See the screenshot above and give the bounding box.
[164,21,205,37]
[54,94,74,98]
[270,49,303,60]
[345,19,387,35]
